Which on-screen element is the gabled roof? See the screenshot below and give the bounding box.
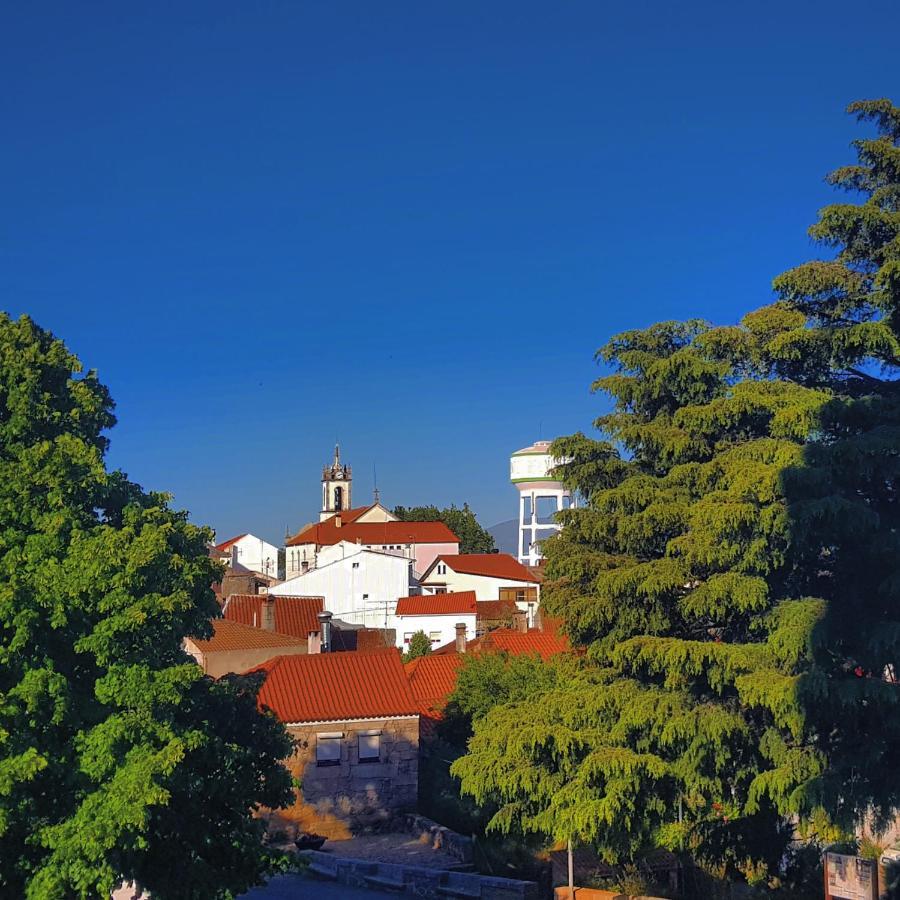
[187,619,307,652]
[223,594,324,639]
[404,654,465,719]
[425,553,540,583]
[215,533,248,552]
[396,591,477,617]
[254,649,419,723]
[286,519,458,548]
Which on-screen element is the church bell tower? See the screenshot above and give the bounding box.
[321,444,352,521]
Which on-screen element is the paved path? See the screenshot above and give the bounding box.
[241,873,384,898]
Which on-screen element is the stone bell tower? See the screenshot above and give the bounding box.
[320,444,352,521]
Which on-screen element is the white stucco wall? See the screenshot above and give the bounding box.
[270,542,413,631]
[227,534,280,578]
[394,612,476,650]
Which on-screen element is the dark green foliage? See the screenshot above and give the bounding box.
[393,503,496,554]
[0,314,294,898]
[403,630,433,663]
[451,99,900,883]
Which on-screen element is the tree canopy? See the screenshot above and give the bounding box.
[403,630,433,663]
[393,503,496,554]
[450,98,900,882]
[0,314,294,898]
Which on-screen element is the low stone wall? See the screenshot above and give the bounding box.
[402,812,474,865]
[553,889,669,900]
[302,849,539,899]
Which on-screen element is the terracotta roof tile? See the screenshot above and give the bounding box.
[475,598,519,622]
[430,553,539,583]
[188,619,307,652]
[396,591,477,617]
[433,627,569,660]
[254,649,418,723]
[404,654,465,719]
[286,519,458,548]
[223,594,324,639]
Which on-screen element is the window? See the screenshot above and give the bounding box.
[437,563,447,575]
[301,561,309,573]
[434,587,447,594]
[429,631,442,644]
[403,632,415,645]
[352,562,360,569]
[362,593,369,601]
[316,733,342,767]
[358,730,381,762]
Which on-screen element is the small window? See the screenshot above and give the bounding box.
[429,631,442,644]
[362,593,369,601]
[316,733,341,767]
[437,563,447,575]
[358,731,381,762]
[434,587,447,594]
[352,562,360,569]
[403,632,415,645]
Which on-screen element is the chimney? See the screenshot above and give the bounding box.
[334,515,342,528]
[307,631,322,655]
[318,610,333,653]
[231,545,240,567]
[513,610,528,633]
[261,597,276,631]
[455,622,467,654]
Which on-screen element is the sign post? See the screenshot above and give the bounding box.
[824,852,878,900]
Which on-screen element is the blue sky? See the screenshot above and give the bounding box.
[2,1,897,542]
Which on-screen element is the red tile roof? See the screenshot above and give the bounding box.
[286,519,458,548]
[428,553,539,583]
[223,594,324,639]
[215,533,248,552]
[395,591,477,617]
[475,598,519,622]
[404,654,465,719]
[474,628,570,659]
[254,649,419,723]
[433,627,570,660]
[188,619,307,652]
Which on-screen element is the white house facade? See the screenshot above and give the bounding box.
[270,541,414,631]
[394,591,478,650]
[214,533,280,579]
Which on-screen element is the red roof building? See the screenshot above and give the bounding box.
[223,594,324,639]
[254,648,418,724]
[425,553,540,583]
[184,620,309,678]
[395,591,477,617]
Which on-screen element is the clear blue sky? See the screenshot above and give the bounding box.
[2,1,897,542]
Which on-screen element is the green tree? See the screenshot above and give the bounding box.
[451,99,900,881]
[393,503,496,554]
[403,630,433,663]
[0,314,294,898]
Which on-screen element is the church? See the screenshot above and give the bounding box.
[283,446,460,580]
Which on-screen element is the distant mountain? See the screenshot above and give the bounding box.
[487,518,518,556]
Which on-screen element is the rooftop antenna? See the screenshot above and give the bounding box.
[373,463,380,504]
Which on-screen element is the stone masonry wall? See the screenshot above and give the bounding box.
[268,716,419,838]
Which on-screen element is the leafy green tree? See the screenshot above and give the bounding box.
[403,630,433,663]
[393,503,496,554]
[451,99,900,881]
[0,314,294,898]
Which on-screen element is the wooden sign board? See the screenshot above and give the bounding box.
[825,852,877,900]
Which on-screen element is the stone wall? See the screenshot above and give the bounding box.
[301,849,539,899]
[268,716,419,838]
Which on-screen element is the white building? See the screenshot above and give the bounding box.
[269,541,414,631]
[394,591,477,650]
[418,553,541,625]
[510,440,575,566]
[214,533,280,579]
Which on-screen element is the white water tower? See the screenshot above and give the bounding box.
[510,440,574,566]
